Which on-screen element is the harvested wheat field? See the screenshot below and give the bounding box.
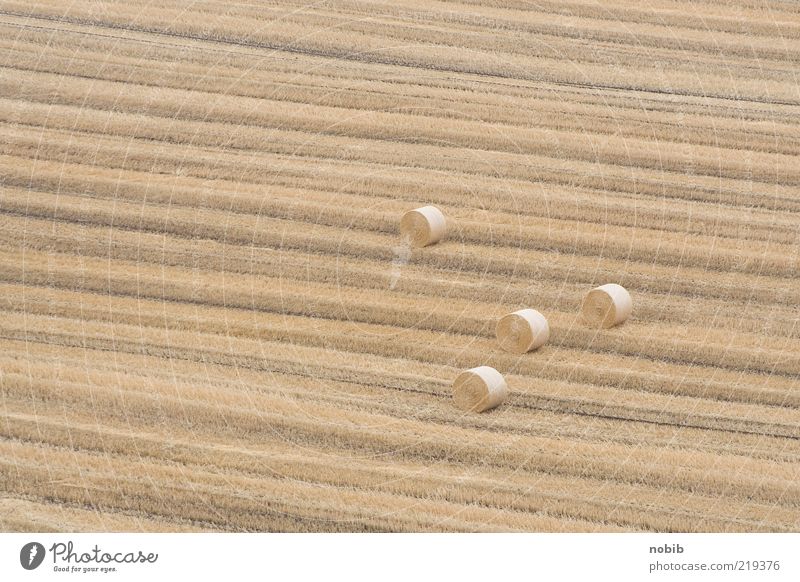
[1,0,799,533]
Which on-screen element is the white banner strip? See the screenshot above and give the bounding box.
[1,533,797,581]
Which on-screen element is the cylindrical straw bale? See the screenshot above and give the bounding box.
[581,283,632,328]
[452,366,507,413]
[496,309,550,354]
[399,205,446,247]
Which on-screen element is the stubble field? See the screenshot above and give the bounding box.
[1,0,799,532]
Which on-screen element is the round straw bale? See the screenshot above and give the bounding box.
[581,283,632,328]
[399,205,446,247]
[452,366,507,413]
[496,309,550,354]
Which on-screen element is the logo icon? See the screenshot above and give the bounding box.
[20,542,46,570]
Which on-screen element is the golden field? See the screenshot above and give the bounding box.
[0,0,799,532]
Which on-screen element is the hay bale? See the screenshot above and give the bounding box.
[452,366,507,413]
[496,309,550,354]
[399,205,446,247]
[581,283,632,328]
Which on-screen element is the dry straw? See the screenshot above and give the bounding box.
[452,366,508,413]
[496,308,550,354]
[581,283,632,328]
[399,205,446,247]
